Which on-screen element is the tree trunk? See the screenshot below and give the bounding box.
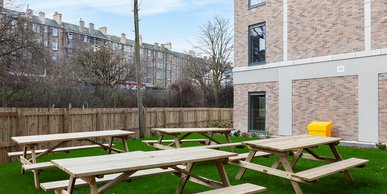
[134,0,145,137]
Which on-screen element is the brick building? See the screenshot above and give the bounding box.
[1,4,185,88]
[233,0,387,143]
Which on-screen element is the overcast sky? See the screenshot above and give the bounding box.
[7,0,234,53]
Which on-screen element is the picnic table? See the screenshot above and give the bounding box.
[147,128,236,151]
[49,147,237,194]
[10,129,135,189]
[229,135,368,194]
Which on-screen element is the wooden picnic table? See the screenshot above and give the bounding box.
[11,129,135,189]
[150,128,235,151]
[51,147,237,194]
[229,135,368,194]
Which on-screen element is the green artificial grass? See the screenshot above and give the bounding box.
[0,135,385,194]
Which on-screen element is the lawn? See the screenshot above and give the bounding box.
[0,135,385,194]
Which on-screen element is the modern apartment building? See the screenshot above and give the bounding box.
[233,0,386,143]
[1,4,185,88]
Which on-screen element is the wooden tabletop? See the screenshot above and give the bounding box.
[244,135,342,152]
[152,128,233,134]
[52,148,237,178]
[11,130,135,145]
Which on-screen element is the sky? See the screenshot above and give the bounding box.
[7,0,234,53]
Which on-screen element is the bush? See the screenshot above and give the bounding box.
[376,143,386,150]
[210,120,233,128]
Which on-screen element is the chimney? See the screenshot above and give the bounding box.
[154,43,159,50]
[139,35,143,46]
[53,11,62,25]
[161,44,165,51]
[27,8,33,18]
[120,33,126,44]
[188,50,195,57]
[39,12,45,24]
[0,0,4,9]
[89,23,94,34]
[164,42,172,51]
[99,26,107,35]
[79,19,84,32]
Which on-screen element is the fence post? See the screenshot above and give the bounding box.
[194,109,198,127]
[63,109,69,133]
[207,108,211,127]
[164,108,167,128]
[16,109,22,136]
[180,109,184,127]
[123,110,129,130]
[96,111,101,132]
[218,109,222,121]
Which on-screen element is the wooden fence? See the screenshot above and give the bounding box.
[0,107,233,164]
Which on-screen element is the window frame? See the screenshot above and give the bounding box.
[248,91,266,132]
[248,22,266,66]
[249,0,266,9]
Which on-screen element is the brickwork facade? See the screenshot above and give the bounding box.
[234,0,283,67]
[379,73,387,143]
[292,76,359,141]
[288,0,364,60]
[371,0,387,50]
[234,82,279,134]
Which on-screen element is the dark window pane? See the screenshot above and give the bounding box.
[249,92,266,131]
[249,24,266,64]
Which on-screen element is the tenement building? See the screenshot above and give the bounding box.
[1,3,184,88]
[233,0,386,143]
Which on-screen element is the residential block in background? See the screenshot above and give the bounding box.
[233,0,387,143]
[1,3,186,89]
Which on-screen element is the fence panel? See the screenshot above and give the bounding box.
[0,107,233,164]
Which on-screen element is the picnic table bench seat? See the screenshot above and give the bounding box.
[8,144,114,157]
[204,142,244,149]
[143,139,208,145]
[293,158,368,182]
[23,162,53,171]
[196,183,267,194]
[40,166,186,192]
[229,152,271,162]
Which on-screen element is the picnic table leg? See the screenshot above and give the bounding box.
[81,176,98,194]
[279,156,303,194]
[236,150,257,180]
[176,163,194,194]
[107,137,114,154]
[224,133,235,152]
[121,136,129,152]
[59,176,76,194]
[215,160,231,187]
[157,134,164,144]
[21,146,28,174]
[290,148,304,168]
[329,144,353,181]
[174,135,182,148]
[29,144,41,189]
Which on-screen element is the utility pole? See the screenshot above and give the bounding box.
[134,0,145,137]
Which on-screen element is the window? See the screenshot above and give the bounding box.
[249,0,266,8]
[249,23,266,65]
[44,26,48,33]
[32,24,40,33]
[44,40,48,47]
[52,28,58,37]
[249,92,266,131]
[68,33,73,40]
[52,42,58,51]
[83,36,89,43]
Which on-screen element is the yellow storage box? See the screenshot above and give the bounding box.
[307,122,332,137]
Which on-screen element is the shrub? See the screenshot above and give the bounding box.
[376,143,386,150]
[210,120,232,128]
[233,130,241,137]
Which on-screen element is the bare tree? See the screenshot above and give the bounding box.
[182,54,209,91]
[72,45,135,87]
[195,16,233,106]
[0,7,49,79]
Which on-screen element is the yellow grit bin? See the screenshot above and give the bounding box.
[307,122,332,137]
